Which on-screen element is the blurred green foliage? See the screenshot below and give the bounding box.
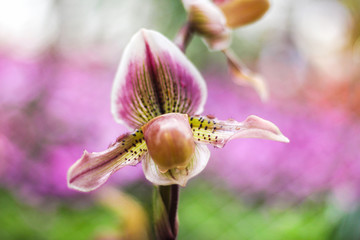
[179,182,333,240]
[330,206,360,240]
[0,182,349,240]
[0,189,117,240]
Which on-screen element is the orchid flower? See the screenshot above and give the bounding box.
[67,29,288,192]
[181,0,270,100]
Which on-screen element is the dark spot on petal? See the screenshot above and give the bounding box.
[169,171,176,180]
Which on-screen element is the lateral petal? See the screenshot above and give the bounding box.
[111,29,207,129]
[142,144,210,186]
[67,130,147,192]
[189,115,289,148]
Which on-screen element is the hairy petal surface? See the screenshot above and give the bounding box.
[189,115,289,148]
[67,130,147,192]
[111,30,161,129]
[143,30,207,115]
[111,29,207,129]
[142,144,210,186]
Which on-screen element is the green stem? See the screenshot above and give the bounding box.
[161,184,179,236]
[154,185,180,240]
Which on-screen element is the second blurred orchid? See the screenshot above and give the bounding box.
[67,29,288,193]
[181,0,270,100]
[183,0,269,50]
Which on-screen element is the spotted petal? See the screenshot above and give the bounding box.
[189,115,289,148]
[67,130,147,192]
[142,144,210,186]
[111,29,207,129]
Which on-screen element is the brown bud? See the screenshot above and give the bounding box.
[142,113,195,173]
[219,0,270,28]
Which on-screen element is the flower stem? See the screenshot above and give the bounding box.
[154,185,180,240]
[174,23,193,52]
[164,184,179,236]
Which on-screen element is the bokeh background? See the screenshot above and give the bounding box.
[0,0,359,239]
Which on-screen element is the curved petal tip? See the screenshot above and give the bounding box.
[232,115,290,143]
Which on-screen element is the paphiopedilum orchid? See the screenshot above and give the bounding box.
[181,0,270,100]
[67,29,288,192]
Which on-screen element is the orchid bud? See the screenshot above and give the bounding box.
[142,113,195,173]
[183,0,231,50]
[219,0,270,28]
